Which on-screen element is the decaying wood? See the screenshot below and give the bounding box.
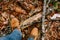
[20,13,42,30]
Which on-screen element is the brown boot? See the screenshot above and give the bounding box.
[30,27,39,40]
[10,15,20,30]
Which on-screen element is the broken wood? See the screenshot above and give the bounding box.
[20,13,42,30]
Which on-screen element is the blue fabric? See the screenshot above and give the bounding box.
[28,37,34,40]
[0,29,34,40]
[0,29,22,40]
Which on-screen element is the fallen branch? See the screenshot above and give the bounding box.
[20,13,42,30]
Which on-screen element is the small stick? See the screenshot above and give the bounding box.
[29,8,42,17]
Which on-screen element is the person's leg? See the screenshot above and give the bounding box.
[0,37,8,40]
[28,37,34,40]
[0,29,22,40]
[8,29,22,40]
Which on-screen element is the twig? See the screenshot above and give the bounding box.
[29,7,42,17]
